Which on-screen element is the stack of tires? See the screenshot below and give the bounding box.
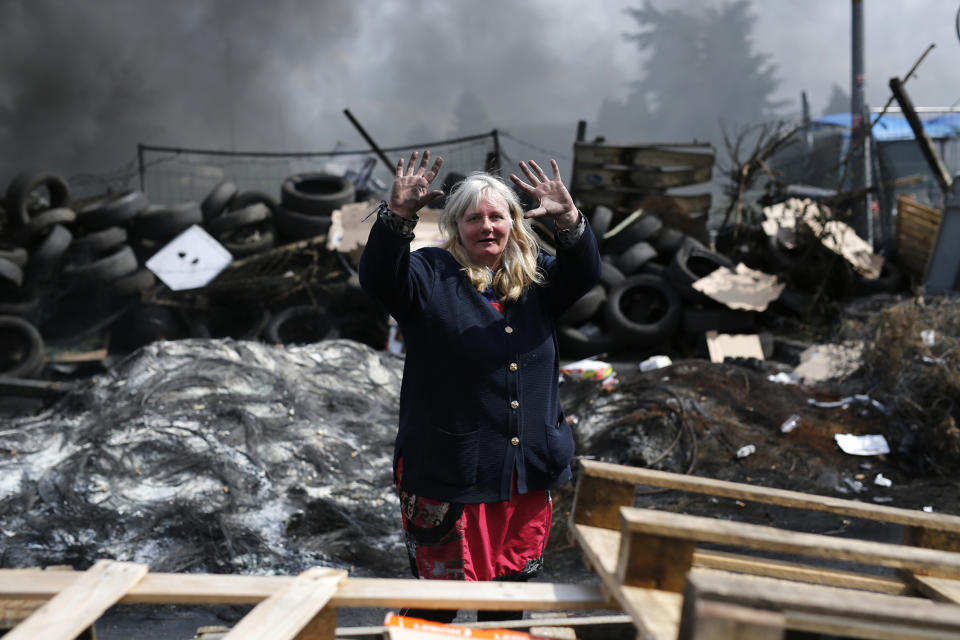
[557,205,753,359]
[200,180,278,258]
[275,173,355,244]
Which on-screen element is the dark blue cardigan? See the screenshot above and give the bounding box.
[359,216,600,503]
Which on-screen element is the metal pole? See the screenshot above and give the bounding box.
[850,0,872,244]
[343,109,394,170]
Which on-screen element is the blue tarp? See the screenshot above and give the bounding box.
[815,112,960,141]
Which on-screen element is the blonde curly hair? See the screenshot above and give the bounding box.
[439,172,544,303]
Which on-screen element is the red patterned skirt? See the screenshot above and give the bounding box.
[396,458,552,582]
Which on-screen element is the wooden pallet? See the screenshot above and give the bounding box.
[569,458,960,639]
[0,566,611,639]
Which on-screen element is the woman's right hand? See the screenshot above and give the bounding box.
[389,149,444,219]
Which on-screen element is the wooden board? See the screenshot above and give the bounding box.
[621,506,960,576]
[574,143,714,168]
[685,568,960,639]
[574,165,712,190]
[896,194,942,280]
[909,575,960,604]
[578,459,960,533]
[572,523,682,640]
[0,571,609,610]
[694,549,907,595]
[221,567,345,640]
[3,560,147,640]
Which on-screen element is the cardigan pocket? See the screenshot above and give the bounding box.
[422,427,480,487]
[544,415,575,473]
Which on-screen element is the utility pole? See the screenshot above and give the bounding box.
[850,0,873,245]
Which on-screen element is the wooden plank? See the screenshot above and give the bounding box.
[0,571,610,610]
[678,597,785,640]
[4,560,147,640]
[685,568,960,640]
[694,549,908,595]
[619,530,694,592]
[221,567,345,640]
[620,506,960,577]
[570,472,636,529]
[578,459,960,533]
[574,144,714,168]
[909,575,960,604]
[575,165,712,190]
[573,523,681,640]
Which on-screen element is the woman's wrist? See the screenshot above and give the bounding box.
[554,209,581,230]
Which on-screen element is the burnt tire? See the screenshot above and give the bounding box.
[614,241,658,276]
[605,213,663,254]
[265,305,339,345]
[74,190,148,231]
[557,323,623,360]
[20,207,76,245]
[25,224,72,283]
[106,267,156,297]
[229,190,279,215]
[0,315,45,378]
[5,170,71,228]
[206,202,270,236]
[605,274,681,347]
[653,227,687,257]
[281,173,355,216]
[70,226,128,257]
[559,284,606,325]
[201,180,238,221]
[0,257,24,288]
[219,223,275,258]
[666,240,735,306]
[63,244,138,284]
[134,201,203,241]
[275,206,332,241]
[590,205,613,248]
[847,260,905,297]
[599,260,625,289]
[0,245,28,268]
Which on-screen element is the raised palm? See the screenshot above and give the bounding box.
[389,150,444,218]
[509,159,578,228]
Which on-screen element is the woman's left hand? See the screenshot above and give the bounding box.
[509,159,579,229]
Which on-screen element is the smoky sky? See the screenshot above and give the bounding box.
[1,0,958,191]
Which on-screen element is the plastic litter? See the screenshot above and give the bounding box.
[808,394,888,415]
[767,372,800,385]
[780,414,801,433]
[561,358,614,381]
[923,506,934,513]
[834,433,891,456]
[736,444,756,459]
[874,473,893,487]
[639,355,672,372]
[922,329,936,346]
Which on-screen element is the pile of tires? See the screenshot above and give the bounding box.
[557,205,755,359]
[275,173,355,244]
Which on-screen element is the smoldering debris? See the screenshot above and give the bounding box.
[0,338,405,575]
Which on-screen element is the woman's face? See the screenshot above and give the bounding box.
[458,193,512,270]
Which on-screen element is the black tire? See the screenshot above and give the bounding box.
[106,267,156,297]
[559,284,606,325]
[605,274,681,347]
[70,226,128,257]
[63,244,138,284]
[590,206,613,248]
[274,206,332,241]
[191,306,271,340]
[614,241,658,276]
[134,201,203,241]
[201,180,238,221]
[556,323,623,360]
[281,173,355,216]
[848,260,905,297]
[0,245,28,268]
[0,291,41,319]
[74,190,148,231]
[0,315,45,378]
[5,170,71,228]
[206,202,270,236]
[219,223,275,258]
[0,256,24,288]
[605,213,663,254]
[666,240,735,306]
[265,305,339,344]
[599,260,625,289]
[25,224,72,283]
[20,207,76,245]
[653,227,687,257]
[229,190,279,215]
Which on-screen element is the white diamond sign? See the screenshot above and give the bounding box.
[145,225,233,291]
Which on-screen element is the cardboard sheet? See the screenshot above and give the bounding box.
[693,263,785,311]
